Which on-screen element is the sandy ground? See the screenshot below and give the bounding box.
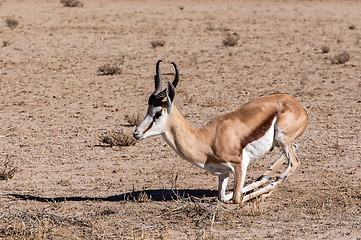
[0,0,360,239]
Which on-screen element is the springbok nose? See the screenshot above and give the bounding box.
[133,130,140,139]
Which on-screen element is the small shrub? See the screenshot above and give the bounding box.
[0,155,19,181]
[321,45,330,53]
[60,0,84,7]
[101,130,136,147]
[6,17,19,30]
[124,113,143,126]
[2,41,10,47]
[245,197,266,216]
[151,39,165,48]
[223,32,240,47]
[331,51,350,64]
[98,63,122,75]
[57,179,71,186]
[349,24,356,30]
[133,191,152,203]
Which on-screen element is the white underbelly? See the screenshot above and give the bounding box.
[244,117,276,162]
[203,162,234,175]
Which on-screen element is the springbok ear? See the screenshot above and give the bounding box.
[166,81,175,113]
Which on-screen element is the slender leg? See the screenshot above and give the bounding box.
[242,153,286,193]
[233,153,250,203]
[242,142,300,202]
[218,173,233,201]
[232,164,243,204]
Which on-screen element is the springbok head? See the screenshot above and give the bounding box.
[133,60,179,140]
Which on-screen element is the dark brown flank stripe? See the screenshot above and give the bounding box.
[240,112,277,149]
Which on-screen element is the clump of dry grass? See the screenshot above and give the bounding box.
[349,24,356,30]
[100,130,136,147]
[60,0,84,7]
[331,51,350,64]
[98,63,122,75]
[0,207,89,239]
[2,41,10,47]
[223,32,240,47]
[57,178,71,187]
[124,113,143,126]
[321,45,330,53]
[134,191,152,203]
[5,17,19,30]
[164,194,225,229]
[0,155,19,181]
[151,39,165,48]
[244,197,266,216]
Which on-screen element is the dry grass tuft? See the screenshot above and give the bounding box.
[124,113,143,126]
[100,130,136,147]
[0,207,89,240]
[134,191,152,203]
[0,155,19,181]
[2,41,10,47]
[6,17,19,30]
[321,45,330,53]
[349,24,356,30]
[151,39,165,48]
[57,178,71,187]
[98,63,122,75]
[331,51,350,64]
[60,0,84,7]
[244,197,266,216]
[164,194,225,228]
[223,32,240,47]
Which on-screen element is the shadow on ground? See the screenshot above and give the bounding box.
[8,189,218,203]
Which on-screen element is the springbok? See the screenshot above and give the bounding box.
[133,60,308,203]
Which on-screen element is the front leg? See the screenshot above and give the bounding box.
[233,153,250,204]
[218,173,233,201]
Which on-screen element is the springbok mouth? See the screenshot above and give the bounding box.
[133,132,142,140]
[133,135,140,140]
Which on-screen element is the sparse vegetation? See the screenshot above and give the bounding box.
[164,195,223,228]
[244,197,266,216]
[97,63,122,75]
[0,155,18,181]
[151,39,165,48]
[60,0,84,7]
[134,191,152,202]
[0,206,88,240]
[2,41,10,47]
[223,32,240,47]
[1,2,361,240]
[321,45,330,53]
[57,178,71,186]
[349,24,356,30]
[331,51,350,64]
[100,130,136,147]
[124,113,143,126]
[5,17,19,30]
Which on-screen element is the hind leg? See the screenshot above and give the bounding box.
[242,142,300,202]
[242,152,287,194]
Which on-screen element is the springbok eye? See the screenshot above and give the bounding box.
[154,111,162,120]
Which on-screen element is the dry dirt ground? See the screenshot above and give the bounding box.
[0,0,360,239]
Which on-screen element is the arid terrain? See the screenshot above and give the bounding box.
[0,0,360,239]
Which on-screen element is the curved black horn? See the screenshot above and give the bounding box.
[149,61,179,105]
[153,60,163,95]
[171,62,179,88]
